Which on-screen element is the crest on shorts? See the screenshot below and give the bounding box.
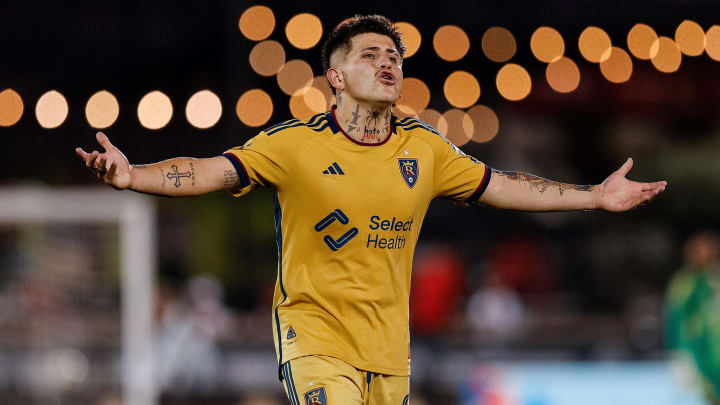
[304,386,327,405]
[397,158,419,189]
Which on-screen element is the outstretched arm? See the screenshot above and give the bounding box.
[478,158,666,212]
[76,132,240,197]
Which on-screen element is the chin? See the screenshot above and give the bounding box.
[377,90,401,104]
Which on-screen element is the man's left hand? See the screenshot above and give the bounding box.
[595,158,667,212]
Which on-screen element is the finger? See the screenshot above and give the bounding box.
[108,161,117,177]
[641,181,668,192]
[642,187,665,202]
[617,157,633,177]
[76,147,90,160]
[96,132,113,151]
[97,156,108,171]
[86,151,99,168]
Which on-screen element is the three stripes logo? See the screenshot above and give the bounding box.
[314,209,358,251]
[322,162,345,175]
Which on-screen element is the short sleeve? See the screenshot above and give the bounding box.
[433,138,492,205]
[221,130,298,197]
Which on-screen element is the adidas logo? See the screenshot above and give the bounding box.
[322,162,345,175]
[287,326,296,339]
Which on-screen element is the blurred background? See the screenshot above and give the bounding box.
[1,1,720,404]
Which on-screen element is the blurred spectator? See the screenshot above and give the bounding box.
[666,230,720,404]
[154,274,232,395]
[466,272,525,340]
[485,234,556,297]
[410,247,465,336]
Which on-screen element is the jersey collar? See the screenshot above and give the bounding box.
[328,105,397,146]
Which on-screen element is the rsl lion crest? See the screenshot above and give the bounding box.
[397,158,419,189]
[304,386,327,405]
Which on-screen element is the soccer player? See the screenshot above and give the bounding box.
[76,15,666,405]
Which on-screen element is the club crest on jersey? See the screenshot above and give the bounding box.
[304,386,327,405]
[397,158,419,189]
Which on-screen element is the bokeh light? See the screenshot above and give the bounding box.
[546,57,580,93]
[651,36,682,73]
[442,109,473,147]
[0,89,24,127]
[675,20,705,56]
[35,90,68,129]
[496,64,532,101]
[627,24,658,60]
[706,25,720,61]
[137,90,173,130]
[85,90,119,129]
[395,22,421,58]
[443,71,480,109]
[289,88,324,120]
[303,87,328,115]
[395,77,430,117]
[579,26,612,63]
[418,109,448,135]
[186,90,222,129]
[236,89,273,127]
[599,47,633,83]
[238,5,275,41]
[306,76,334,111]
[467,105,499,143]
[482,26,516,63]
[249,40,286,77]
[433,25,470,62]
[277,59,313,96]
[531,26,565,63]
[286,13,323,50]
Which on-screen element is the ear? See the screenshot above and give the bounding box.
[326,68,345,93]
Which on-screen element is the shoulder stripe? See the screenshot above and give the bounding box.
[396,118,440,133]
[263,119,298,133]
[397,123,443,136]
[310,122,329,132]
[307,117,328,129]
[306,112,325,127]
[267,121,305,135]
[266,113,330,135]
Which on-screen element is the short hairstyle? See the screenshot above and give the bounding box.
[321,14,406,94]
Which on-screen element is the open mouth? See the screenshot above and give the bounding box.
[377,70,396,85]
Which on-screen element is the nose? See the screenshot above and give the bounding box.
[378,54,392,69]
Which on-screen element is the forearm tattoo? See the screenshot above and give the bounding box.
[165,164,195,188]
[158,167,167,188]
[493,169,594,196]
[223,169,240,189]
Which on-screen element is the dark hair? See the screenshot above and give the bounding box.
[321,14,406,94]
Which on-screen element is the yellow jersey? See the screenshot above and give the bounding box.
[222,107,491,376]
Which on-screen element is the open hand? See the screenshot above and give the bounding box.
[595,158,666,212]
[75,132,132,190]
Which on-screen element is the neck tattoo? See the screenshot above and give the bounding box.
[341,103,392,143]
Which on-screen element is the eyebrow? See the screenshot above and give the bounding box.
[360,46,400,56]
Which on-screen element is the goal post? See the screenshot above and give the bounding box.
[0,187,157,405]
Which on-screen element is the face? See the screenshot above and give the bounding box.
[331,32,403,104]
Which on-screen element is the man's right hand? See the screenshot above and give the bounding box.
[76,132,132,190]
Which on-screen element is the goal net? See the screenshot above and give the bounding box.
[0,187,156,405]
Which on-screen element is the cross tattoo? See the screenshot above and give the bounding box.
[166,164,192,187]
[351,104,360,125]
